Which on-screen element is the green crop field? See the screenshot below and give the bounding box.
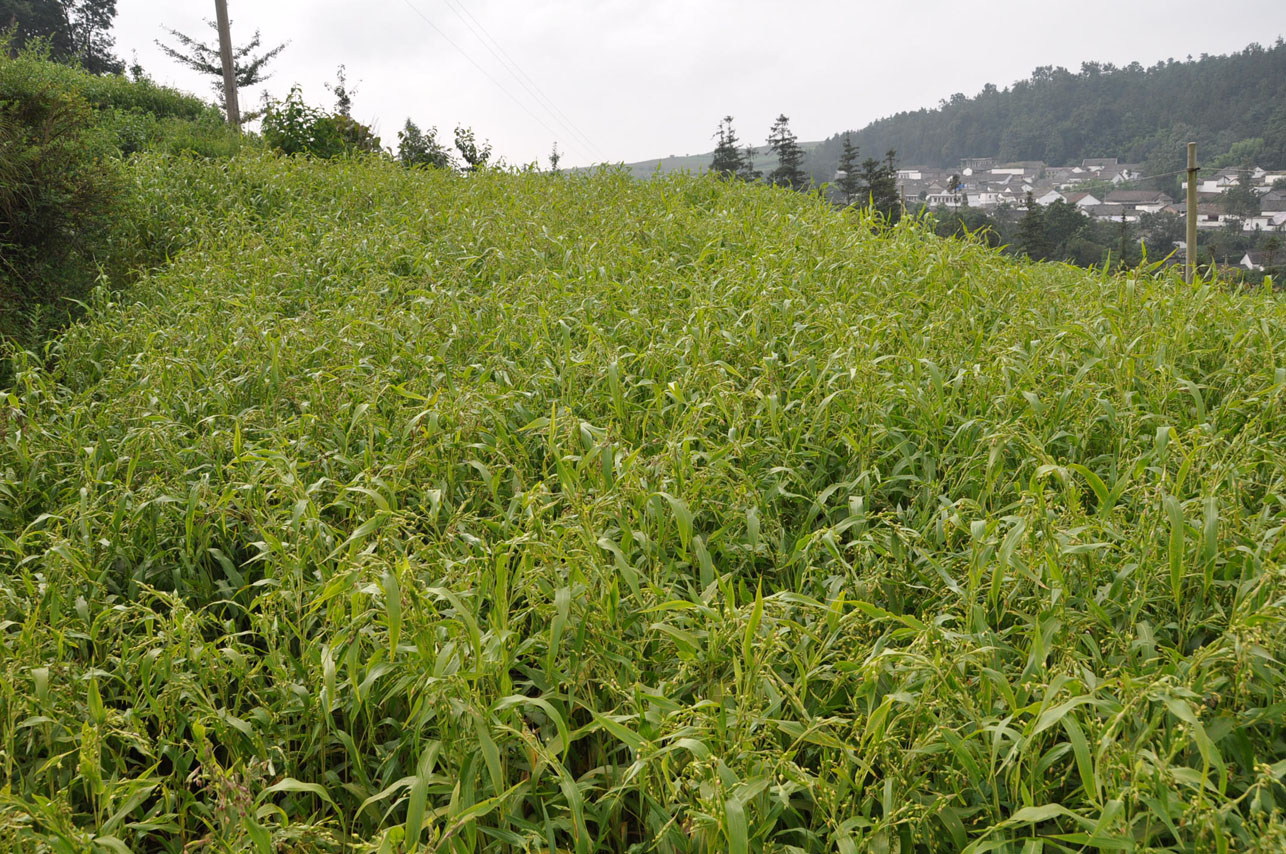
[2,153,1285,853]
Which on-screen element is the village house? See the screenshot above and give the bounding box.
[1104,189,1174,213]
[1172,202,1241,229]
[925,191,965,208]
[1262,189,1286,212]
[1082,158,1118,172]
[1065,192,1102,208]
[900,155,1280,221]
[967,189,1004,207]
[1240,213,1286,232]
[1084,204,1138,223]
[1239,250,1281,271]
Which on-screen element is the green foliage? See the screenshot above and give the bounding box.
[807,39,1286,178]
[1016,193,1048,259]
[156,18,287,107]
[326,63,354,118]
[330,113,380,154]
[3,151,1286,851]
[1,0,72,57]
[711,114,755,180]
[453,124,492,171]
[261,86,379,159]
[0,50,239,353]
[101,106,242,158]
[1222,170,1261,218]
[1,0,122,73]
[835,133,862,202]
[855,150,900,223]
[397,117,453,169]
[1213,136,1265,169]
[0,42,121,343]
[767,113,806,190]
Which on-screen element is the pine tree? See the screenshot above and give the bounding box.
[836,133,862,202]
[1017,192,1048,259]
[857,151,901,222]
[711,115,749,178]
[767,114,807,190]
[157,19,287,113]
[876,150,901,221]
[739,144,760,182]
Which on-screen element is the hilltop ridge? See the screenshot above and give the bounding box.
[621,40,1286,183]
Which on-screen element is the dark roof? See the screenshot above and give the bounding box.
[1173,203,1231,215]
[1105,190,1173,204]
[1085,204,1131,217]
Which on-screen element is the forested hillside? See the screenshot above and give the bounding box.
[807,39,1286,180]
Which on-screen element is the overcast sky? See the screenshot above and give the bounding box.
[115,1,1286,168]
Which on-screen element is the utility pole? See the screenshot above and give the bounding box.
[1185,142,1198,283]
[214,0,240,130]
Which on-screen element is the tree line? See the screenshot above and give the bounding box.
[803,40,1286,189]
[1,0,121,73]
[711,115,901,221]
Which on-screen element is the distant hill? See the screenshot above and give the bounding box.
[617,141,823,180]
[623,40,1286,186]
[805,39,1286,184]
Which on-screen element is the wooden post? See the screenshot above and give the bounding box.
[214,0,240,130]
[1185,142,1198,283]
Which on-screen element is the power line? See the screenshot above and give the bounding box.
[397,0,596,164]
[1130,166,1232,183]
[436,0,606,162]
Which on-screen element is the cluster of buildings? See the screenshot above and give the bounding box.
[898,157,1286,232]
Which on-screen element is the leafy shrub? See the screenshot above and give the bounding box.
[262,85,380,158]
[0,46,122,344]
[397,117,453,169]
[0,48,237,357]
[101,107,245,158]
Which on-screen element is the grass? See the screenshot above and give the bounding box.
[1,151,1285,853]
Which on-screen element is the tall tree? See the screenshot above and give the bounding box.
[1,0,120,72]
[157,19,287,116]
[857,150,900,222]
[835,133,862,202]
[65,0,119,73]
[739,144,760,182]
[1223,169,1261,218]
[767,113,806,190]
[1016,192,1048,259]
[711,115,752,179]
